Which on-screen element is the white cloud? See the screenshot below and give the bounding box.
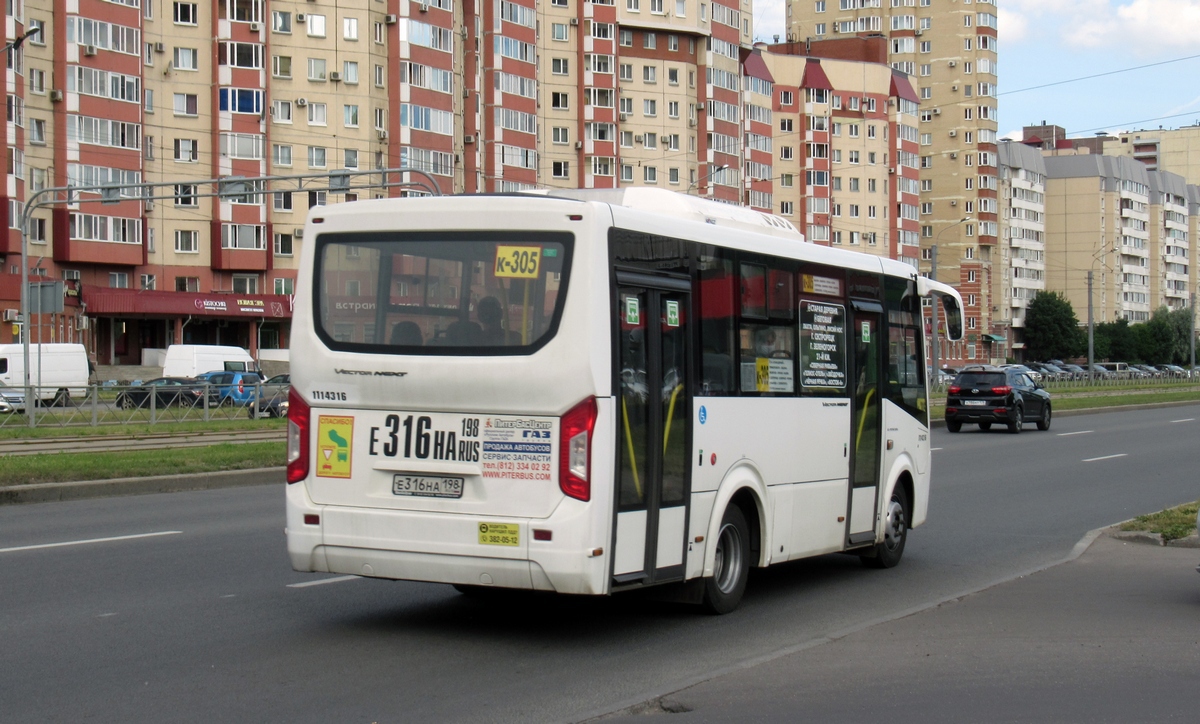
[1005,0,1200,54]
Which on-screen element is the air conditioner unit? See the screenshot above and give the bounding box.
[914,29,922,36]
[154,42,165,53]
[948,130,957,137]
[84,45,98,56]
[249,22,261,32]
[49,89,64,102]
[385,14,398,24]
[570,18,579,25]
[296,13,306,21]
[2,309,18,323]
[694,103,705,111]
[950,200,958,206]
[378,129,389,141]
[329,71,342,82]
[948,60,956,68]
[295,228,304,239]
[620,113,629,121]
[634,134,644,143]
[144,200,155,212]
[419,1,429,11]
[933,108,941,115]
[574,141,583,150]
[77,316,89,330]
[951,85,958,92]
[688,118,696,127]
[464,134,476,144]
[949,152,958,159]
[295,97,308,107]
[888,168,895,174]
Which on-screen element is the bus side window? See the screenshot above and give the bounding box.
[738,260,796,396]
[697,250,736,396]
[884,277,927,424]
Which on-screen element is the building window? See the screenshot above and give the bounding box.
[552,57,569,75]
[551,92,569,110]
[553,126,569,144]
[274,233,294,256]
[175,277,201,293]
[173,93,198,116]
[308,58,327,81]
[274,277,295,295]
[233,274,258,294]
[174,2,198,25]
[644,166,658,183]
[552,23,569,41]
[307,14,326,37]
[552,161,570,179]
[110,272,129,289]
[140,274,156,291]
[173,48,198,71]
[308,103,327,125]
[174,139,199,162]
[272,10,291,33]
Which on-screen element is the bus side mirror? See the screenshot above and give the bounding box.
[941,295,963,341]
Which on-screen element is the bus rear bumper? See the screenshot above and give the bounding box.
[285,481,608,595]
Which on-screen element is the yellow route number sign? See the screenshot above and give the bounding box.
[478,522,520,546]
[494,246,541,279]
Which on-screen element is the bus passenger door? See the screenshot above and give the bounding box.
[847,301,884,546]
[612,274,691,587]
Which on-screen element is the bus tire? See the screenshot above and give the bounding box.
[702,505,750,615]
[862,485,908,570]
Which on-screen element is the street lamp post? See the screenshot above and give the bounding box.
[9,27,42,426]
[929,216,970,383]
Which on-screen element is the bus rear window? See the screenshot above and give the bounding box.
[315,232,572,355]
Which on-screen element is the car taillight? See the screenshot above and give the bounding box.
[947,386,961,394]
[286,387,310,484]
[238,379,245,394]
[559,397,597,502]
[991,386,1012,395]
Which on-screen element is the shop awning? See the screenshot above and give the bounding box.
[982,333,1007,343]
[81,288,293,319]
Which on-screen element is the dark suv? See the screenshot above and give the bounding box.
[944,365,1051,434]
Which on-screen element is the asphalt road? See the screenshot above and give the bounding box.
[2,404,1198,723]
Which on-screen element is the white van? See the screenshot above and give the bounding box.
[0,343,90,407]
[162,344,257,378]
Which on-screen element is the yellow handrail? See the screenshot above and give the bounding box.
[621,396,643,499]
[663,383,683,454]
[855,387,876,450]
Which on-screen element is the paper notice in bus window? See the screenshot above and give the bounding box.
[494,246,542,279]
[316,415,354,478]
[801,274,842,297]
[754,358,794,392]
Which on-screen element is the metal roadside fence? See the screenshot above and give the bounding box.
[0,382,290,429]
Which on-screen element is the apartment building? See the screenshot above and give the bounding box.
[1043,155,1154,325]
[1104,124,1200,183]
[2,0,931,366]
[1147,170,1191,313]
[786,0,999,367]
[995,140,1046,359]
[759,38,921,265]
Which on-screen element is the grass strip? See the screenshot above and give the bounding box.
[0,442,284,486]
[0,417,286,441]
[1120,500,1200,542]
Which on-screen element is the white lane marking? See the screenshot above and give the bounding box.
[930,447,943,451]
[1170,418,1195,423]
[0,530,182,554]
[287,575,359,588]
[1057,430,1093,437]
[1083,453,1128,462]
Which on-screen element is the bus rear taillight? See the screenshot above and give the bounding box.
[559,397,597,502]
[286,387,310,484]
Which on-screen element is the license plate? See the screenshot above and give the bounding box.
[963,400,987,406]
[478,522,520,547]
[392,474,464,499]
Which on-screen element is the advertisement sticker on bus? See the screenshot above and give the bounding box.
[316,416,354,478]
[478,522,520,547]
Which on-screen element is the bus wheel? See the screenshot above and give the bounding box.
[862,486,908,570]
[702,505,750,614]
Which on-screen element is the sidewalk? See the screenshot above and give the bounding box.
[606,533,1200,722]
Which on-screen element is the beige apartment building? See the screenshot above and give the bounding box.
[786,0,1000,367]
[1043,155,1154,326]
[1104,124,1200,184]
[996,140,1046,359]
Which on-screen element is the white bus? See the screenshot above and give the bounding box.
[285,189,963,613]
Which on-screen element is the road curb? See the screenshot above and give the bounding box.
[0,467,284,506]
[928,398,1200,428]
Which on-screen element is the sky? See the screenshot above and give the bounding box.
[752,0,1200,140]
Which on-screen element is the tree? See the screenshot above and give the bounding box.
[1097,318,1137,362]
[1024,291,1083,361]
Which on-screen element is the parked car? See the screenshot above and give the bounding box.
[1036,363,1069,381]
[1000,363,1042,383]
[944,365,1052,434]
[248,374,291,418]
[115,377,212,410]
[1060,363,1088,379]
[1088,364,1114,379]
[1132,364,1161,378]
[195,370,267,406]
[1157,364,1190,378]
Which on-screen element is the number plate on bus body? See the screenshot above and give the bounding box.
[392,474,465,499]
